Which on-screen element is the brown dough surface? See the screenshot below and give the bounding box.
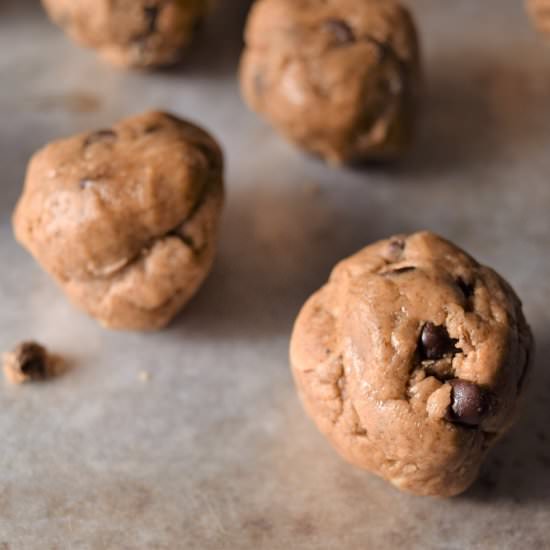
[41,0,208,68]
[290,232,533,496]
[13,111,224,331]
[240,0,421,165]
[526,0,550,35]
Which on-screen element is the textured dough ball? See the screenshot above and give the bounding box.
[41,0,208,68]
[240,0,421,165]
[526,0,550,36]
[13,111,224,331]
[290,232,532,496]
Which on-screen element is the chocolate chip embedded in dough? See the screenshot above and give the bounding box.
[446,379,488,427]
[419,322,458,360]
[456,277,475,299]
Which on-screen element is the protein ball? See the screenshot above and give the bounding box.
[13,111,224,331]
[240,0,421,165]
[41,0,209,69]
[289,231,533,496]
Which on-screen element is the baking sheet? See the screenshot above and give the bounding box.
[1,1,550,548]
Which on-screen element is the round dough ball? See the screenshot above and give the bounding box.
[290,232,533,496]
[13,111,224,331]
[41,0,208,68]
[526,0,550,36]
[240,0,421,165]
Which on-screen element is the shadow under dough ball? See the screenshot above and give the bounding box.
[526,0,550,36]
[290,232,533,496]
[13,111,224,331]
[240,0,421,165]
[41,0,208,68]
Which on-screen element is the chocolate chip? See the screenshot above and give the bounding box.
[446,379,488,426]
[456,277,474,299]
[419,322,458,360]
[323,19,356,45]
[83,129,117,148]
[144,5,159,34]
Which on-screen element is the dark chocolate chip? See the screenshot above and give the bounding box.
[446,379,488,426]
[83,129,117,148]
[323,19,356,45]
[456,277,474,299]
[419,322,458,360]
[144,5,160,34]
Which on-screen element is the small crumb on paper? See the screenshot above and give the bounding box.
[3,341,60,384]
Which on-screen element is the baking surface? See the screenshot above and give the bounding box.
[1,1,550,548]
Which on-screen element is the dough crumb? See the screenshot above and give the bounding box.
[3,341,58,384]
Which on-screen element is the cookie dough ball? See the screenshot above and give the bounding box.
[41,0,208,68]
[290,232,532,496]
[13,111,224,331]
[240,0,421,165]
[526,0,550,36]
